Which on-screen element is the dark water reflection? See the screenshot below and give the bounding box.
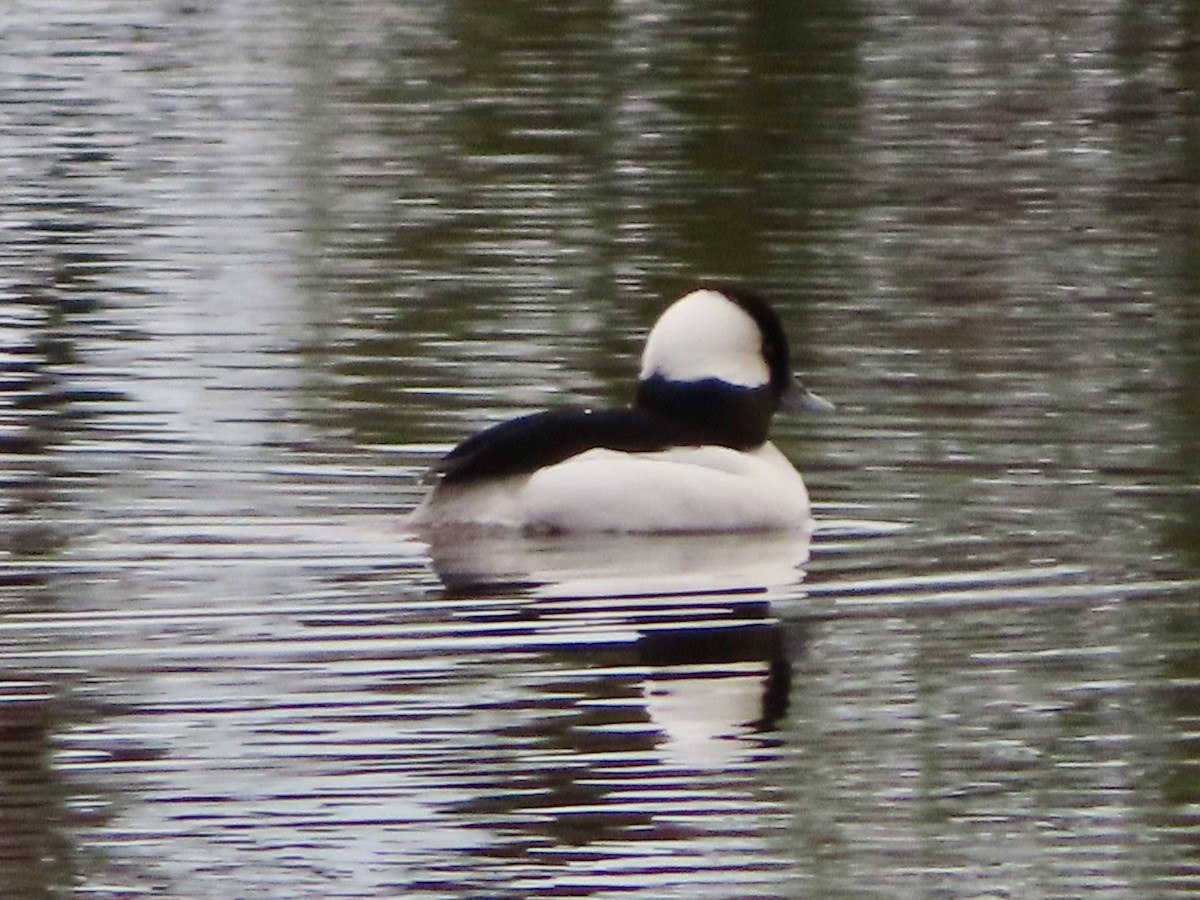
[2,0,1200,897]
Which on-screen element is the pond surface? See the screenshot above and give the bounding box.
[3,1,1200,897]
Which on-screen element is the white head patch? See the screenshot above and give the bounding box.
[638,289,771,388]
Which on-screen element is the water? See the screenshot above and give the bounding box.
[2,0,1199,897]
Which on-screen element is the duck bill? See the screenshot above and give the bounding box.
[780,377,835,413]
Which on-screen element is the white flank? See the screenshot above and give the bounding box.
[412,443,810,533]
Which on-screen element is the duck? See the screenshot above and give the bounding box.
[408,285,832,534]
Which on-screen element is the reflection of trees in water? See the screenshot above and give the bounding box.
[0,280,117,896]
[0,276,120,552]
[1158,4,1200,563]
[298,1,862,446]
[0,680,83,898]
[2,31,166,895]
[3,18,149,555]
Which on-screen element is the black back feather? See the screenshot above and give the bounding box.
[436,406,707,485]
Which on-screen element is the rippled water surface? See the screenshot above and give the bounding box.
[3,1,1200,897]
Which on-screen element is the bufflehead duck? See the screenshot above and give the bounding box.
[409,285,832,533]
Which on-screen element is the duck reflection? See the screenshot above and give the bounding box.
[420,527,810,771]
[639,618,796,768]
[420,527,811,874]
[422,526,811,600]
